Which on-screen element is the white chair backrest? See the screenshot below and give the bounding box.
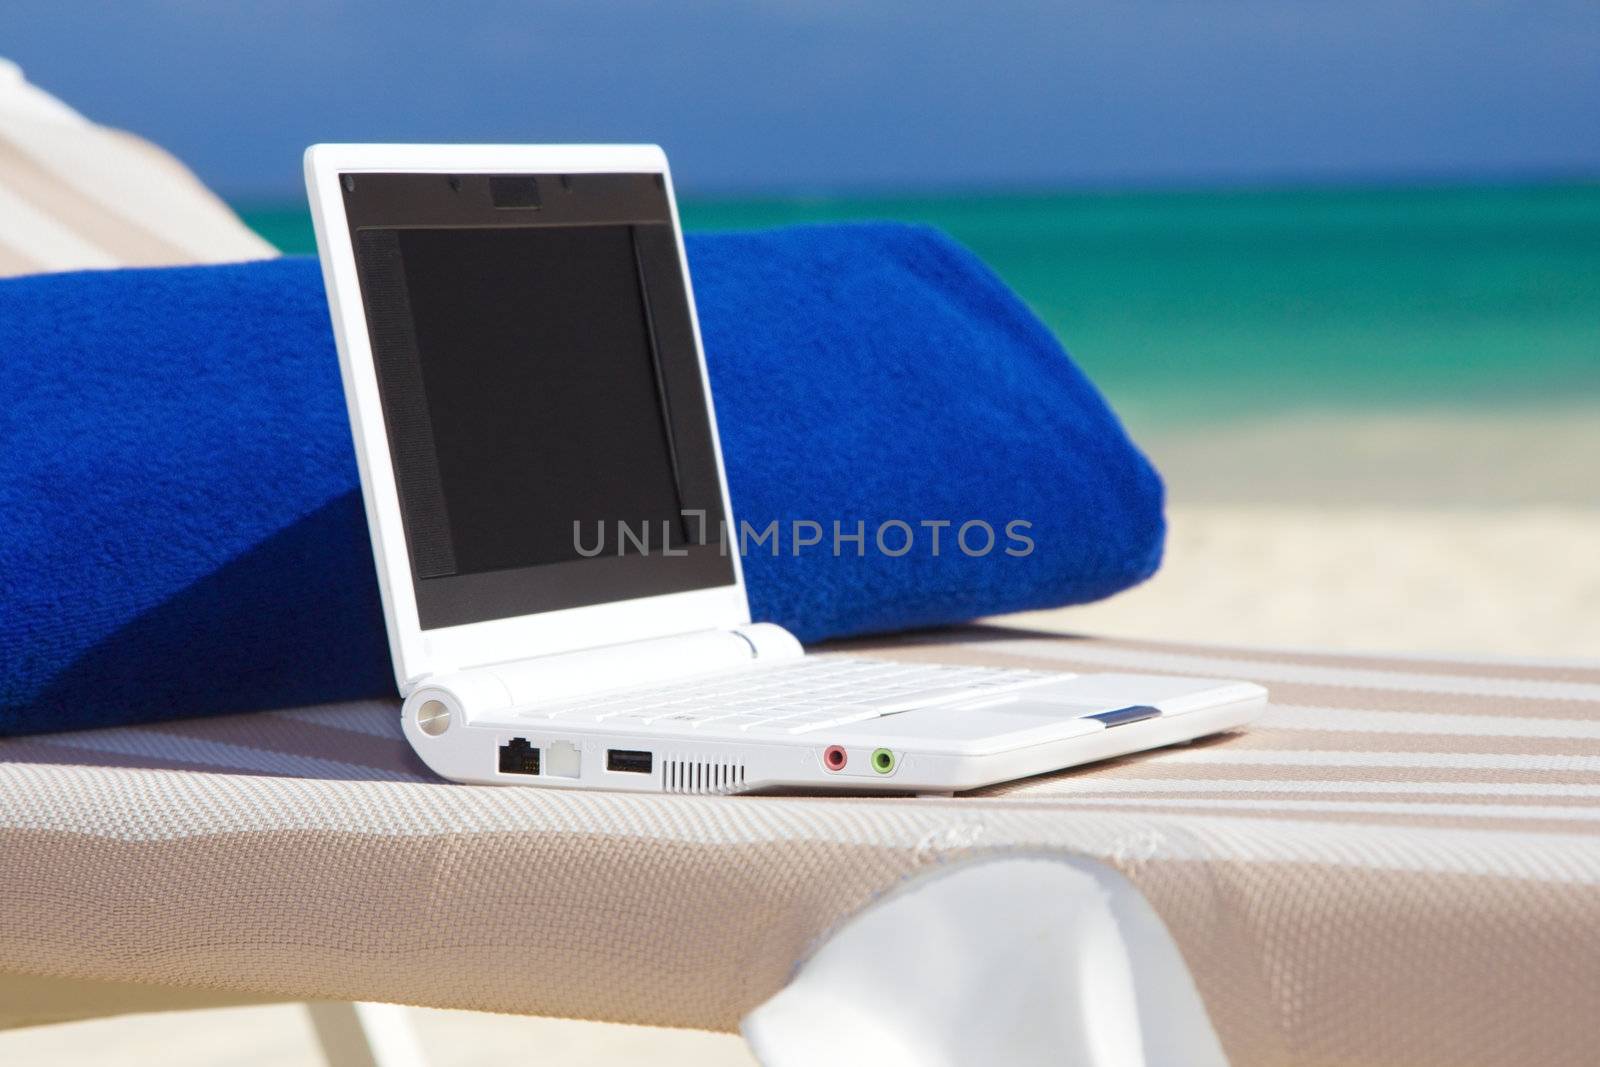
[0,58,276,278]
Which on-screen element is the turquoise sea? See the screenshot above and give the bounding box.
[239,183,1600,430]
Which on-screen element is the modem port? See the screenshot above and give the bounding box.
[606,749,653,774]
[498,737,540,775]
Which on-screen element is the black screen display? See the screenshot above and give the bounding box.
[399,225,684,573]
[345,171,734,629]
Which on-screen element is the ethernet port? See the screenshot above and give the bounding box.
[498,737,540,776]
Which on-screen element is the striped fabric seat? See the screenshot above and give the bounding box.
[3,626,1598,1066]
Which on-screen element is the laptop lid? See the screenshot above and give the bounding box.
[306,145,748,689]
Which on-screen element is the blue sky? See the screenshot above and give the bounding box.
[3,2,1597,199]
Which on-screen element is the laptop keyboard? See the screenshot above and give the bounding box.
[519,657,1062,734]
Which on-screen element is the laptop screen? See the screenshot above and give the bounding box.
[343,172,735,629]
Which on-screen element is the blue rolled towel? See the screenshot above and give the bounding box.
[0,223,1163,736]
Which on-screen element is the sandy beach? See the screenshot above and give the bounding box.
[0,1003,761,1067]
[1012,405,1600,659]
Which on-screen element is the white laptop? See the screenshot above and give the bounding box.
[305,143,1265,793]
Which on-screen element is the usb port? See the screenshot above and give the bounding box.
[606,749,653,774]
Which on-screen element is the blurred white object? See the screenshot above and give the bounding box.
[0,57,275,276]
[742,856,1226,1067]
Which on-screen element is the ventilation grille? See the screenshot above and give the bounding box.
[662,756,747,795]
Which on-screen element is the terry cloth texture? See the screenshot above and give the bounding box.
[3,628,1600,1067]
[1,228,1164,736]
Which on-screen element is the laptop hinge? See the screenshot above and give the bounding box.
[409,623,803,719]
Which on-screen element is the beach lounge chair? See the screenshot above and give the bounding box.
[5,64,1600,1066]
[6,626,1600,1066]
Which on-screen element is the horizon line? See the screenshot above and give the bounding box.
[223,168,1600,208]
